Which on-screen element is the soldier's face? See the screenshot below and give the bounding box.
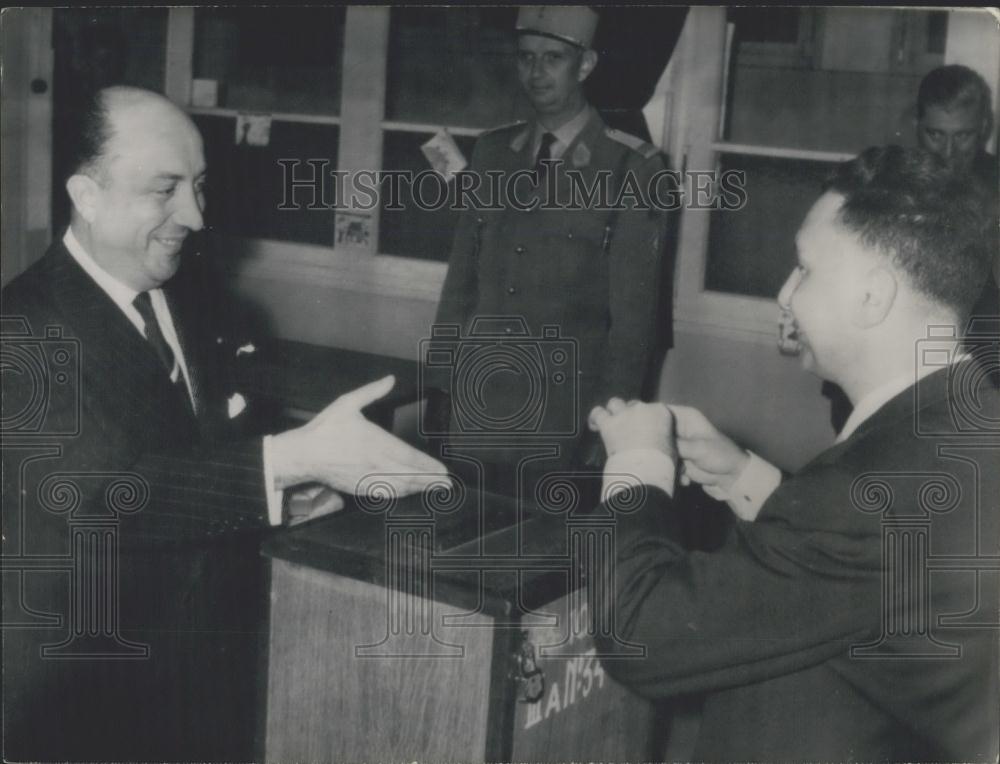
[517,35,588,118]
[917,103,986,174]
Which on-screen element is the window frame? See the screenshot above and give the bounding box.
[162,7,966,342]
[165,7,505,299]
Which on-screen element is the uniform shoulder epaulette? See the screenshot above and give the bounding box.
[604,128,660,160]
[481,119,528,137]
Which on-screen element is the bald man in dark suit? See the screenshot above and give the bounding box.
[1,86,446,761]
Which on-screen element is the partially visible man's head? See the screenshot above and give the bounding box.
[66,86,206,292]
[778,146,993,382]
[916,65,993,174]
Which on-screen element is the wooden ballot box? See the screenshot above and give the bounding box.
[262,479,660,762]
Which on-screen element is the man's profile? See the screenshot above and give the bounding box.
[588,145,998,761]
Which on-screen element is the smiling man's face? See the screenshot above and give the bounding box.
[85,97,207,291]
[777,191,875,382]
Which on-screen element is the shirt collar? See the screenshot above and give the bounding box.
[534,104,593,160]
[63,227,140,312]
[835,354,968,443]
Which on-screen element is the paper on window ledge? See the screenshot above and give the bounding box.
[235,114,272,147]
[421,129,467,181]
[227,392,247,419]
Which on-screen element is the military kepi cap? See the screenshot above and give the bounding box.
[516,6,599,49]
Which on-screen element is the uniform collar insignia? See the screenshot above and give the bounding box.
[510,126,531,153]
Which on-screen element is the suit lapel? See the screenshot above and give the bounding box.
[42,242,197,435]
[807,364,959,470]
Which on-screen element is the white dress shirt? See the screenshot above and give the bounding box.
[64,228,195,406]
[531,104,593,162]
[604,358,969,521]
[63,228,283,526]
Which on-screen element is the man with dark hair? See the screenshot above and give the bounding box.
[587,146,998,761]
[917,64,997,186]
[2,86,446,760]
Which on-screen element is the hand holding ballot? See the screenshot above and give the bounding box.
[588,398,751,494]
[669,404,750,494]
[588,397,677,461]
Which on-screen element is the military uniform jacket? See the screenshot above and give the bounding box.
[434,108,672,453]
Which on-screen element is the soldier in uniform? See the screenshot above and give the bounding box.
[431,7,673,490]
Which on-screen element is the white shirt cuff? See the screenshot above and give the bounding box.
[706,451,782,521]
[602,449,676,503]
[262,435,284,526]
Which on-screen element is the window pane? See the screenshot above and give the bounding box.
[52,8,168,230]
[385,7,531,128]
[706,154,834,299]
[722,8,940,152]
[53,8,167,94]
[193,8,345,115]
[728,8,802,44]
[724,65,920,153]
[379,130,478,261]
[194,114,339,246]
[926,11,948,55]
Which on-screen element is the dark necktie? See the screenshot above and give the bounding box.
[132,291,177,378]
[533,131,557,180]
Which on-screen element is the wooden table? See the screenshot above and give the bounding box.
[261,481,660,762]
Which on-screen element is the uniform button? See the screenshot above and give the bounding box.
[507,286,516,295]
[515,245,525,254]
[567,231,574,240]
[504,327,513,335]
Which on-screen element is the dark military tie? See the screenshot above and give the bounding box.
[533,131,557,181]
[132,291,178,378]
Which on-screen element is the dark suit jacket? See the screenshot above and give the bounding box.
[594,363,999,762]
[2,240,273,761]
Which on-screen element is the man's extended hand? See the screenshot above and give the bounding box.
[588,397,676,461]
[669,405,748,494]
[270,375,450,498]
[285,483,346,526]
